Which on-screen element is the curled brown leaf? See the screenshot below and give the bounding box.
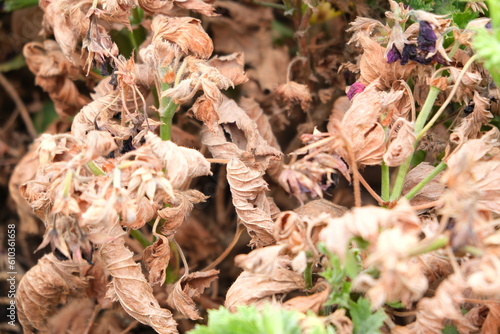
[167,269,219,320]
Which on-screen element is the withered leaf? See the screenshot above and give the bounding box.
[283,285,330,314]
[174,0,218,16]
[340,80,386,166]
[225,265,305,311]
[402,162,446,206]
[158,190,208,235]
[167,269,219,320]
[23,40,90,117]
[227,158,275,247]
[383,118,416,167]
[152,15,213,59]
[144,234,171,286]
[358,34,416,88]
[201,97,282,169]
[145,132,211,189]
[275,81,312,111]
[100,233,178,333]
[208,53,248,86]
[17,254,90,332]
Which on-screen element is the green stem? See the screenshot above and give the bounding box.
[158,69,179,141]
[390,85,441,201]
[86,161,106,176]
[130,229,151,247]
[304,261,313,290]
[159,100,177,141]
[404,161,447,200]
[381,162,390,202]
[414,85,441,134]
[253,0,286,9]
[62,170,73,198]
[408,235,449,257]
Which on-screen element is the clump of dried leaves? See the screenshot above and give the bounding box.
[6,0,500,333]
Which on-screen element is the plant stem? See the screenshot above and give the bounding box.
[404,161,447,200]
[304,261,313,290]
[253,0,286,9]
[381,162,390,202]
[408,235,449,257]
[62,170,73,197]
[414,85,441,134]
[417,54,479,141]
[390,85,441,201]
[130,229,151,248]
[86,161,106,176]
[158,69,179,141]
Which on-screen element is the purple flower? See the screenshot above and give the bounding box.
[387,45,402,63]
[431,52,450,66]
[347,82,366,100]
[417,21,437,53]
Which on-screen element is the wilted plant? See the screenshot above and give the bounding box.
[5,0,500,333]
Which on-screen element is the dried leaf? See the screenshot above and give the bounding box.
[17,254,90,332]
[206,2,288,96]
[283,286,330,314]
[340,80,386,166]
[158,190,207,235]
[451,92,493,145]
[409,274,476,334]
[40,0,89,60]
[167,270,219,320]
[225,264,305,311]
[402,162,446,206]
[144,234,171,286]
[174,0,218,16]
[152,15,213,59]
[482,302,500,334]
[327,96,351,133]
[100,232,178,333]
[239,97,282,178]
[383,118,416,167]
[46,298,95,334]
[208,53,248,86]
[227,159,275,247]
[358,34,416,88]
[23,40,90,116]
[234,244,286,275]
[201,97,282,168]
[275,81,312,111]
[145,132,211,189]
[9,149,41,234]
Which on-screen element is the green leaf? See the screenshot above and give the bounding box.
[349,298,387,334]
[344,249,361,279]
[189,305,334,334]
[0,55,26,72]
[32,100,58,133]
[2,0,39,12]
[442,324,460,334]
[410,150,427,167]
[473,28,500,86]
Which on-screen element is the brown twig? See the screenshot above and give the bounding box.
[203,224,245,271]
[357,171,384,205]
[0,73,38,138]
[411,200,442,211]
[338,129,361,207]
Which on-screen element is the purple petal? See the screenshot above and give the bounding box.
[431,53,450,66]
[417,21,437,53]
[347,82,366,100]
[387,45,402,63]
